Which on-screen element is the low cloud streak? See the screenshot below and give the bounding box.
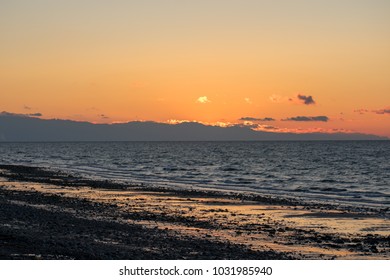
[239,117,275,122]
[373,108,390,115]
[282,116,329,122]
[0,111,42,118]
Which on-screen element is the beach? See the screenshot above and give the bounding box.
[0,164,388,260]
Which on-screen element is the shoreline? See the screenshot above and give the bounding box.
[1,164,388,215]
[0,165,389,260]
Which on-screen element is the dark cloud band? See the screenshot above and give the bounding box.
[239,117,275,122]
[373,109,390,115]
[282,116,329,122]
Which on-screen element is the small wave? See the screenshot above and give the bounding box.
[220,167,240,172]
[321,187,348,192]
[1,141,389,209]
[319,179,337,183]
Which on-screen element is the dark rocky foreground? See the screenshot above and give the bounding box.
[1,164,389,260]
[0,165,291,260]
[0,188,291,260]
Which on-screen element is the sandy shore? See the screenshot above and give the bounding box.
[0,165,389,260]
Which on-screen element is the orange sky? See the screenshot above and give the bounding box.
[1,0,389,136]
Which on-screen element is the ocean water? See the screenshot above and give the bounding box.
[0,141,389,209]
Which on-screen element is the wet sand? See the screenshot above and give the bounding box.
[0,165,389,259]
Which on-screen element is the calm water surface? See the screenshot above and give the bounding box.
[1,141,389,208]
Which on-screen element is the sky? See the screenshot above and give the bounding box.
[1,0,389,136]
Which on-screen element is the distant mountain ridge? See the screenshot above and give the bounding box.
[0,113,388,141]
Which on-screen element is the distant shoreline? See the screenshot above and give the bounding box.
[1,114,388,141]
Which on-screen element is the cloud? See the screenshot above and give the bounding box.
[282,116,329,122]
[166,119,191,124]
[0,111,42,118]
[354,107,390,115]
[354,109,369,114]
[373,108,390,115]
[166,119,234,128]
[269,94,287,103]
[196,96,210,103]
[270,94,316,105]
[257,125,277,130]
[99,114,109,119]
[28,113,42,117]
[296,94,315,105]
[244,97,252,104]
[235,122,258,129]
[259,117,275,122]
[239,117,275,122]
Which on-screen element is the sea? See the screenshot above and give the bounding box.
[0,141,389,209]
